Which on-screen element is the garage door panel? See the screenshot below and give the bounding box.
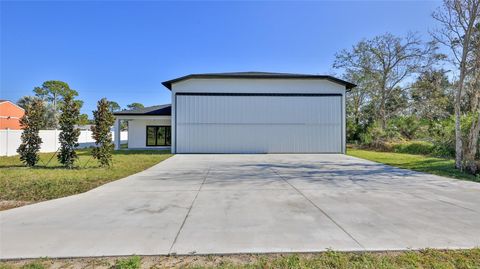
[178,96,340,124]
[176,95,342,153]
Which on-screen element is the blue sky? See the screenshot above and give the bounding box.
[1,0,441,116]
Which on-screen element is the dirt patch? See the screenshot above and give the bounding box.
[2,250,480,269]
[0,253,394,269]
[2,254,271,269]
[0,200,33,211]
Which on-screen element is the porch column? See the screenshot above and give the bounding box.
[114,118,121,150]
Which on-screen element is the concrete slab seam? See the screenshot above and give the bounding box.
[407,191,479,214]
[168,168,211,254]
[269,168,366,250]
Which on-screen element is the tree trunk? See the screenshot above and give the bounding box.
[379,98,386,130]
[454,100,463,169]
[450,0,479,170]
[465,110,480,174]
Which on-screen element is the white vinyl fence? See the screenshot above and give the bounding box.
[0,130,128,156]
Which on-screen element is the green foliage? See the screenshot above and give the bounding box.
[33,81,78,102]
[16,96,38,109]
[359,121,402,149]
[33,80,78,129]
[388,116,421,140]
[57,94,81,168]
[91,98,115,167]
[0,149,171,202]
[428,117,456,158]
[391,141,435,155]
[77,113,90,125]
[334,32,435,130]
[17,99,46,167]
[17,96,53,129]
[115,256,141,269]
[19,262,45,269]
[109,101,121,112]
[348,149,479,183]
[126,102,144,110]
[411,69,453,120]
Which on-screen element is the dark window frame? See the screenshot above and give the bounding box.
[146,125,171,147]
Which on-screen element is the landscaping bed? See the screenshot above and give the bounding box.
[0,149,172,210]
[1,249,479,269]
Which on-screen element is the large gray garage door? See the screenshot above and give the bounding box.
[175,93,342,153]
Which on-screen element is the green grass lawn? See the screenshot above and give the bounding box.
[1,249,479,269]
[0,149,172,205]
[347,148,480,183]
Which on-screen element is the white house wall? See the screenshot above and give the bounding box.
[172,78,345,94]
[127,118,171,149]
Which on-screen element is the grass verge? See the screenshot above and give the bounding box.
[347,148,479,183]
[1,249,479,269]
[0,149,172,209]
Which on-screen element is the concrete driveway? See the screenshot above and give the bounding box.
[1,154,480,259]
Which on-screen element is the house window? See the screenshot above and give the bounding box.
[146,126,171,146]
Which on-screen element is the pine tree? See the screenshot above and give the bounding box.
[91,98,115,167]
[17,99,46,166]
[57,94,81,168]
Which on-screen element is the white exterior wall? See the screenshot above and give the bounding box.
[173,78,345,94]
[171,78,347,154]
[127,118,171,149]
[0,130,128,156]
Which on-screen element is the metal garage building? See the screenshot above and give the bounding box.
[162,72,355,154]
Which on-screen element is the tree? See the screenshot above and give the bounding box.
[77,114,90,126]
[108,101,121,112]
[34,81,78,129]
[126,102,144,110]
[463,22,480,173]
[432,0,480,171]
[342,70,374,142]
[17,99,46,167]
[17,96,38,109]
[333,32,437,129]
[91,98,115,167]
[57,94,81,168]
[410,69,453,121]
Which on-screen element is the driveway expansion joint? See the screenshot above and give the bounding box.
[270,167,366,250]
[168,168,211,254]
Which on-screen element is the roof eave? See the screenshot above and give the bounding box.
[162,74,356,91]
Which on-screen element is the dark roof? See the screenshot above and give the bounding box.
[113,104,171,116]
[161,72,356,90]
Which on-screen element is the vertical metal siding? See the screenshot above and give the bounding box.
[176,95,342,153]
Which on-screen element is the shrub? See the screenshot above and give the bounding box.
[359,121,402,150]
[392,141,435,155]
[17,99,46,167]
[115,256,141,269]
[428,117,456,158]
[388,116,421,140]
[91,98,115,167]
[57,93,81,168]
[20,262,45,269]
